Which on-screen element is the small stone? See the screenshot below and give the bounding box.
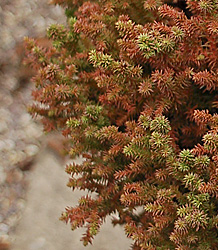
[19,113,32,127]
[1,28,16,51]
[51,5,64,17]
[0,224,9,234]
[25,124,43,139]
[15,130,26,140]
[4,11,16,28]
[25,144,39,157]
[33,16,46,34]
[8,150,26,165]
[4,76,18,91]
[16,199,26,211]
[3,139,15,151]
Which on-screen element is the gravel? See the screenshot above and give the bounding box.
[0,0,65,248]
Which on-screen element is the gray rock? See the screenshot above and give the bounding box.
[0,223,9,234]
[25,144,39,157]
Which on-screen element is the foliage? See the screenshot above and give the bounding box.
[25,0,218,249]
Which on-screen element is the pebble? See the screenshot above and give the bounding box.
[16,199,26,211]
[5,76,19,91]
[25,124,43,139]
[33,16,46,34]
[9,150,27,165]
[25,144,39,157]
[0,224,9,234]
[19,113,32,126]
[3,139,16,151]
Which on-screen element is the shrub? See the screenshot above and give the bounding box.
[25,0,218,249]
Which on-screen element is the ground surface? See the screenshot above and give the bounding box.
[0,1,65,248]
[11,147,131,250]
[0,0,132,249]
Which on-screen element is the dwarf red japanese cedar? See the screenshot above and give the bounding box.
[25,0,218,249]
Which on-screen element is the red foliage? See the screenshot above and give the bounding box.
[25,0,218,249]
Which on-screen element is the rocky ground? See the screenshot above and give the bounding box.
[0,1,132,249]
[0,1,65,248]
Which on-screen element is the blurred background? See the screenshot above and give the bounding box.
[0,1,131,249]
